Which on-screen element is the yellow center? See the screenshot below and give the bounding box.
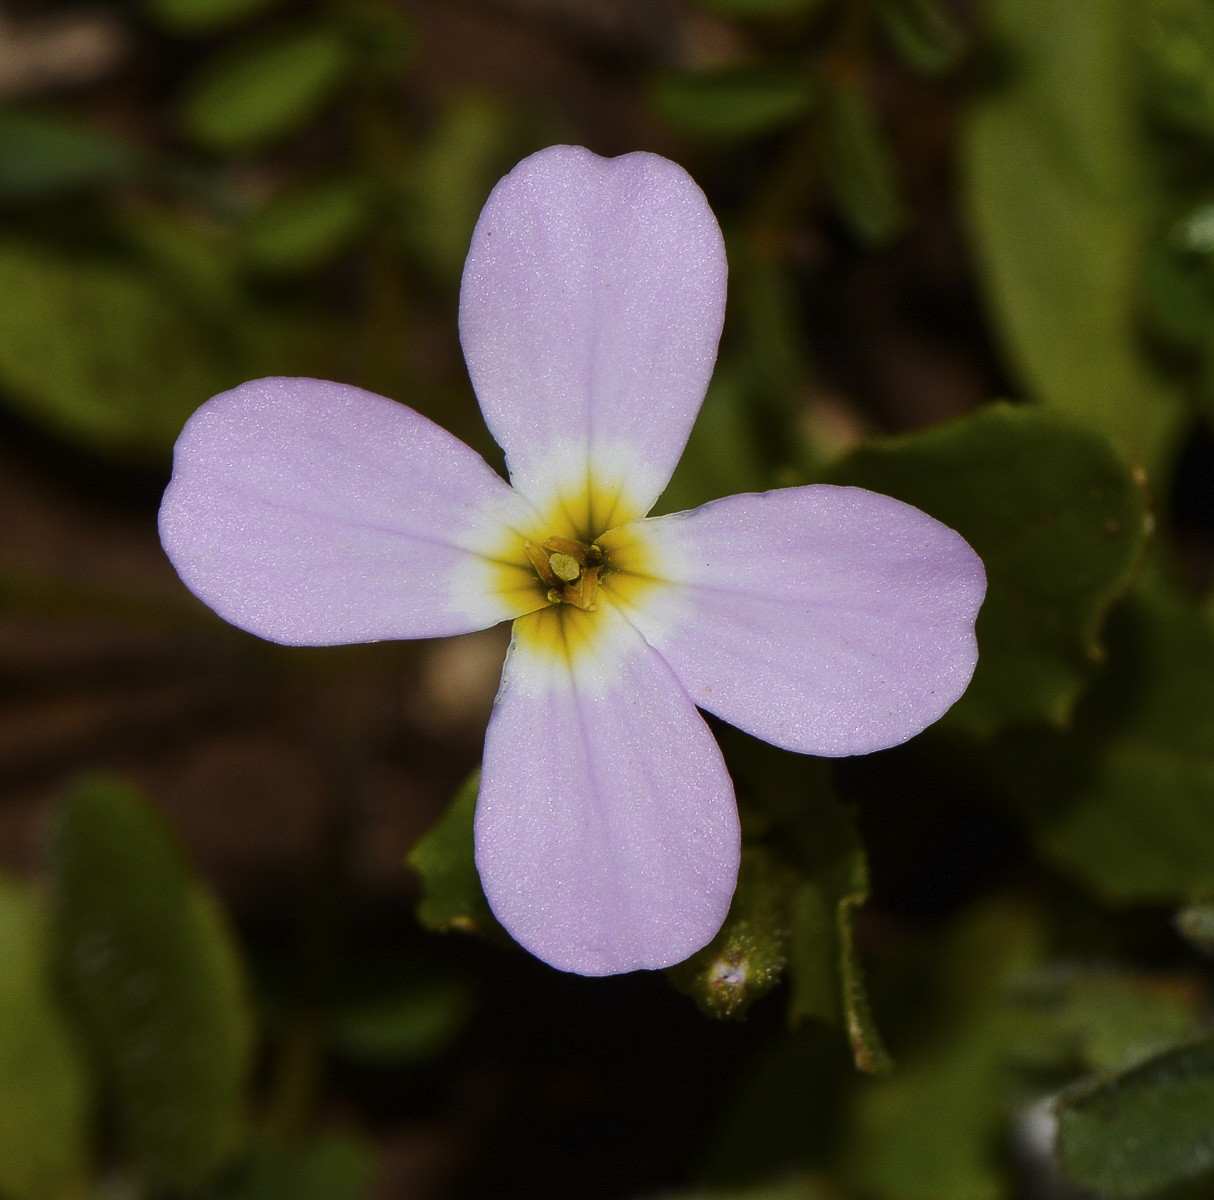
[485,482,659,662]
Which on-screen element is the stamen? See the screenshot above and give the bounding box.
[524,533,606,612]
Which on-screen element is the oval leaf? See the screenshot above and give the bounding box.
[180,26,352,154]
[962,0,1185,476]
[0,240,242,459]
[50,775,252,1189]
[242,177,370,273]
[1056,1034,1214,1198]
[819,78,906,247]
[0,875,91,1200]
[652,66,815,141]
[0,111,137,200]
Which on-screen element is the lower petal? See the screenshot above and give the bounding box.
[609,485,986,757]
[475,600,740,976]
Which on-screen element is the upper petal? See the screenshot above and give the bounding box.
[475,598,740,976]
[458,145,727,525]
[159,377,539,646]
[606,485,986,757]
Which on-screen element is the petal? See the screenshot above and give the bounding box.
[607,485,986,757]
[459,145,727,526]
[475,599,740,976]
[159,377,541,646]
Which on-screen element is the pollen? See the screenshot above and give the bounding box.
[482,482,663,663]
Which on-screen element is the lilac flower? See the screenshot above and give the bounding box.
[159,145,986,977]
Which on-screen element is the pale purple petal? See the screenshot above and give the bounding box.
[612,486,986,757]
[459,145,727,523]
[159,377,540,646]
[475,600,740,975]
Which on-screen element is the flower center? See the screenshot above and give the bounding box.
[524,536,607,611]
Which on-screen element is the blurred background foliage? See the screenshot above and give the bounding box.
[4,0,1214,1196]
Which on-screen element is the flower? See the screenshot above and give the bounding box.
[158,145,986,977]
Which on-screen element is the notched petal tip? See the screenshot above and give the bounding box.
[620,484,988,758]
[459,144,727,520]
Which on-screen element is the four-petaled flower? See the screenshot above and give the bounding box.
[159,145,986,976]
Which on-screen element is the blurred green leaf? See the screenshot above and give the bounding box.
[668,847,797,1020]
[652,66,815,141]
[0,110,137,199]
[144,0,283,35]
[180,26,352,154]
[963,0,1184,477]
[1176,902,1214,954]
[820,78,905,247]
[1001,584,1214,902]
[824,404,1152,736]
[734,241,815,412]
[403,94,519,283]
[877,0,966,76]
[0,874,91,1200]
[655,370,768,515]
[341,0,416,80]
[408,770,503,939]
[1008,966,1204,1075]
[219,1134,377,1200]
[0,240,245,458]
[1139,0,1214,142]
[243,178,370,273]
[695,0,825,15]
[331,977,472,1064]
[1055,1033,1214,1198]
[51,775,253,1189]
[844,901,1041,1200]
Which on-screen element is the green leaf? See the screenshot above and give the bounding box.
[823,404,1152,736]
[0,874,91,1200]
[1055,1033,1214,1198]
[242,178,370,273]
[695,0,825,16]
[843,902,1042,1200]
[819,78,905,247]
[180,26,352,154]
[1007,966,1204,1075]
[1139,0,1214,142]
[962,0,1185,477]
[402,93,521,284]
[407,770,503,939]
[667,847,797,1020]
[331,978,472,1064]
[0,110,137,199]
[0,240,244,459]
[1000,584,1214,903]
[654,369,769,515]
[877,0,966,76]
[50,775,253,1189]
[221,1134,378,1200]
[652,66,815,141]
[144,0,284,35]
